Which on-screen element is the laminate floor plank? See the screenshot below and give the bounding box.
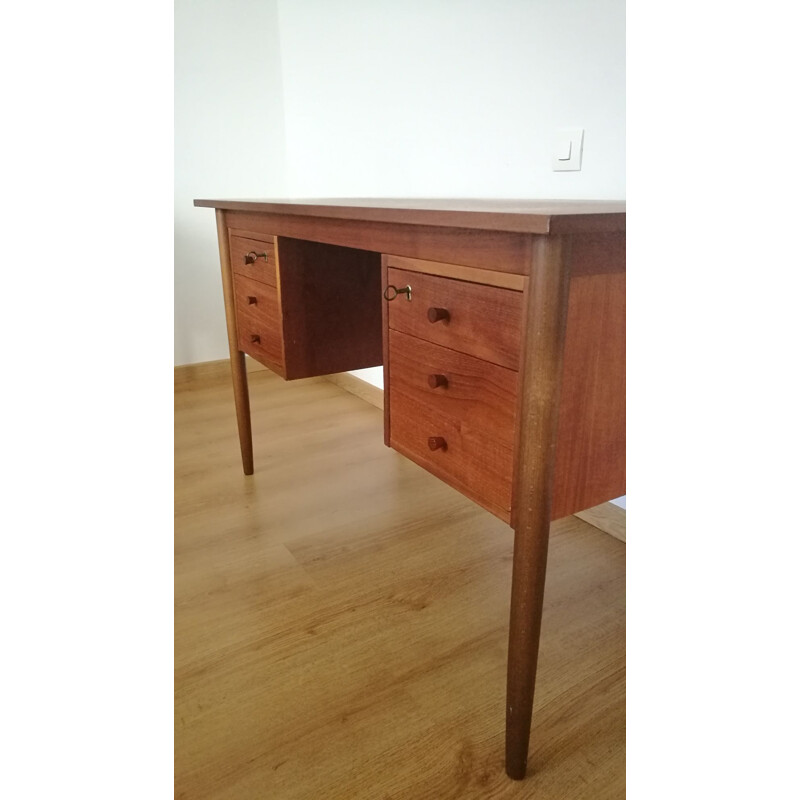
[175,368,625,799]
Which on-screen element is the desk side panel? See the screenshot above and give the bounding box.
[551,269,626,519]
[569,232,626,277]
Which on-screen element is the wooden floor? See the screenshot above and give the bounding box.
[175,368,625,799]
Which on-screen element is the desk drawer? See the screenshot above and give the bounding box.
[234,275,284,370]
[389,330,517,446]
[386,267,523,370]
[388,330,516,517]
[230,234,277,286]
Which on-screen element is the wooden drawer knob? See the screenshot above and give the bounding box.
[428,374,448,389]
[250,334,261,344]
[427,307,450,323]
[428,436,447,451]
[247,295,257,305]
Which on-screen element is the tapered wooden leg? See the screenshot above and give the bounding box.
[505,235,571,779]
[506,518,552,778]
[229,350,254,475]
[216,209,254,475]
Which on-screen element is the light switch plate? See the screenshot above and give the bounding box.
[553,129,584,171]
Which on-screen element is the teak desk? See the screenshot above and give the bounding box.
[194,198,626,780]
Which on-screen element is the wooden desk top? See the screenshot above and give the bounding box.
[193,198,626,235]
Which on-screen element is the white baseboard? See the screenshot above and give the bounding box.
[325,372,384,410]
[575,502,626,542]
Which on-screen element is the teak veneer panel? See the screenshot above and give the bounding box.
[551,271,626,519]
[277,237,383,379]
[390,394,515,521]
[233,275,285,375]
[229,235,277,286]
[386,254,526,291]
[388,330,518,521]
[568,232,626,277]
[196,197,626,235]
[222,210,532,274]
[388,330,518,443]
[387,267,524,371]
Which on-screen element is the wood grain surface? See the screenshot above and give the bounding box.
[195,198,625,235]
[504,235,572,778]
[551,271,626,520]
[219,210,533,274]
[386,267,523,370]
[277,238,383,379]
[385,255,527,291]
[215,209,253,474]
[233,274,285,374]
[387,329,518,520]
[175,367,625,799]
[229,234,277,286]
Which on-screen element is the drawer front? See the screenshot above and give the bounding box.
[386,267,523,370]
[389,388,514,518]
[388,331,516,517]
[389,330,517,448]
[234,275,284,369]
[230,235,277,286]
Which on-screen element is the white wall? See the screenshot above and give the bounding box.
[277,0,625,199]
[175,0,286,366]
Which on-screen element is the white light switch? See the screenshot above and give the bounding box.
[553,129,584,171]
